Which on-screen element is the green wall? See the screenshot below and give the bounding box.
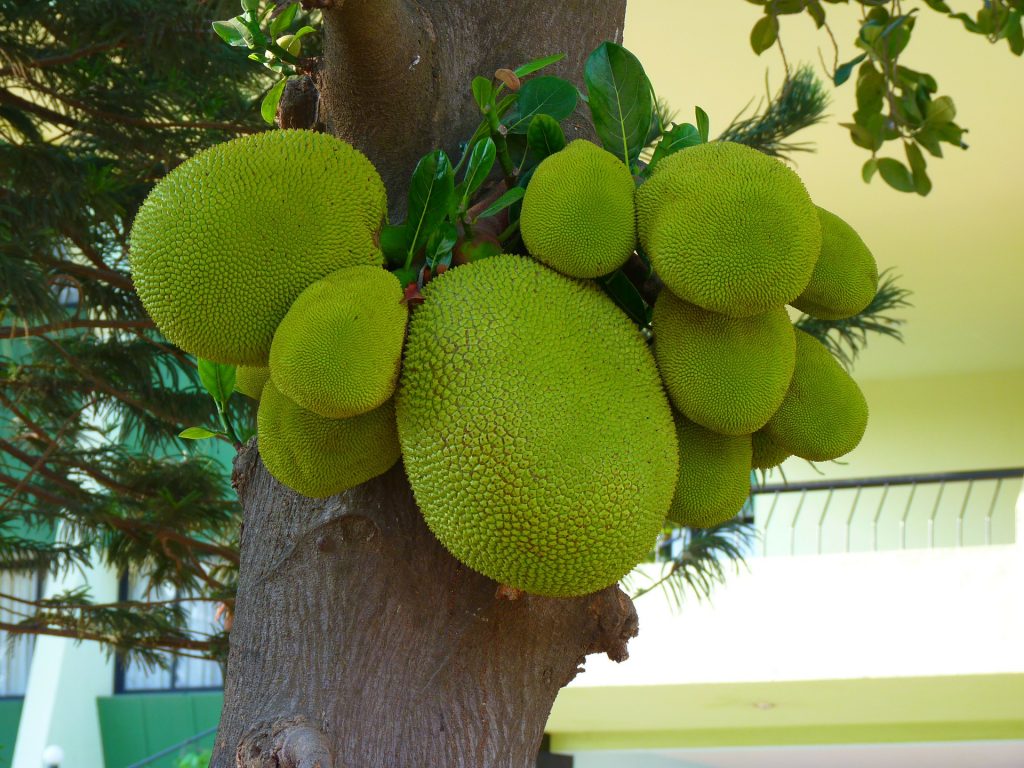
[0,700,23,768]
[97,693,222,768]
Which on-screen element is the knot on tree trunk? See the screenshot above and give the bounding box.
[236,716,334,768]
[585,585,639,663]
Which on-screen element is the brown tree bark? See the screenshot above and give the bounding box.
[213,3,632,766]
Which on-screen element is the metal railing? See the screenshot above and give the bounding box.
[751,467,1022,556]
[124,726,217,768]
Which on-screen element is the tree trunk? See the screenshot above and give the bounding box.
[212,3,633,766]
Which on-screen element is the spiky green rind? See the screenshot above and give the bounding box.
[636,141,821,317]
[652,291,796,435]
[257,380,400,499]
[667,415,752,529]
[129,130,387,365]
[791,207,879,320]
[520,140,636,278]
[235,365,270,401]
[764,329,869,462]
[269,266,407,418]
[751,429,791,470]
[397,255,678,598]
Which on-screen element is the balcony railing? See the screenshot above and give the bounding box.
[750,467,1022,556]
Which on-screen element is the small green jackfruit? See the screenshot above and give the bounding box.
[257,380,400,498]
[636,141,821,316]
[397,255,678,598]
[667,415,752,529]
[269,266,407,418]
[764,329,869,462]
[791,207,879,320]
[129,130,387,365]
[520,140,636,278]
[751,429,790,470]
[652,291,796,435]
[235,365,270,400]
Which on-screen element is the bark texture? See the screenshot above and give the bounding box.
[214,3,632,766]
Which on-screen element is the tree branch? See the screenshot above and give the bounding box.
[0,87,79,129]
[0,318,153,339]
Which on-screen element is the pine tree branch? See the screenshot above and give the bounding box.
[0,40,126,75]
[37,256,135,293]
[0,87,80,129]
[0,619,215,653]
[0,318,153,339]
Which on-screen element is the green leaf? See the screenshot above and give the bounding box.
[807,0,826,28]
[406,151,455,259]
[198,359,236,405]
[914,127,943,158]
[596,270,649,327]
[269,3,298,37]
[584,42,653,168]
[926,95,956,125]
[260,78,287,125]
[475,186,525,220]
[877,158,915,193]
[526,114,566,162]
[834,53,867,86]
[750,15,779,55]
[645,123,701,176]
[292,25,316,41]
[504,76,578,134]
[380,224,412,267]
[426,222,458,268]
[460,138,497,204]
[514,53,565,78]
[212,19,252,48]
[393,266,418,289]
[862,158,878,183]
[241,0,260,13]
[905,141,932,195]
[178,427,221,441]
[472,76,493,113]
[922,0,951,11]
[695,106,710,143]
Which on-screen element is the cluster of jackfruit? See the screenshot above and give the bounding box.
[522,139,877,530]
[128,129,878,600]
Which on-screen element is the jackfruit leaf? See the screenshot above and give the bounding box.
[514,53,565,78]
[750,15,779,55]
[198,360,236,407]
[862,158,878,183]
[260,78,287,125]
[426,223,458,269]
[644,123,701,177]
[836,53,867,86]
[406,150,455,259]
[905,142,931,195]
[926,95,956,125]
[472,76,493,113]
[596,269,649,327]
[876,158,915,193]
[212,19,252,48]
[475,187,525,220]
[179,427,221,441]
[393,266,418,289]
[585,42,653,169]
[269,3,298,37]
[695,106,710,142]
[526,114,566,163]
[459,138,496,205]
[380,224,412,267]
[503,76,578,134]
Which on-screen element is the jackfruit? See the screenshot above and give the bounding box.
[636,141,821,316]
[129,130,387,365]
[397,254,678,598]
[269,266,407,418]
[791,207,879,320]
[257,380,400,499]
[520,140,636,278]
[235,365,270,400]
[667,415,752,528]
[764,329,868,462]
[652,291,796,435]
[751,429,790,470]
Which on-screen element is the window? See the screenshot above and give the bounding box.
[0,570,43,697]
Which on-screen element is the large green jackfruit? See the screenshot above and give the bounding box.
[791,207,879,320]
[520,140,636,278]
[235,365,270,401]
[764,329,869,462]
[257,380,400,499]
[652,291,796,435]
[129,130,387,365]
[636,141,821,316]
[751,429,790,470]
[269,266,407,418]
[667,415,752,529]
[397,255,678,598]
